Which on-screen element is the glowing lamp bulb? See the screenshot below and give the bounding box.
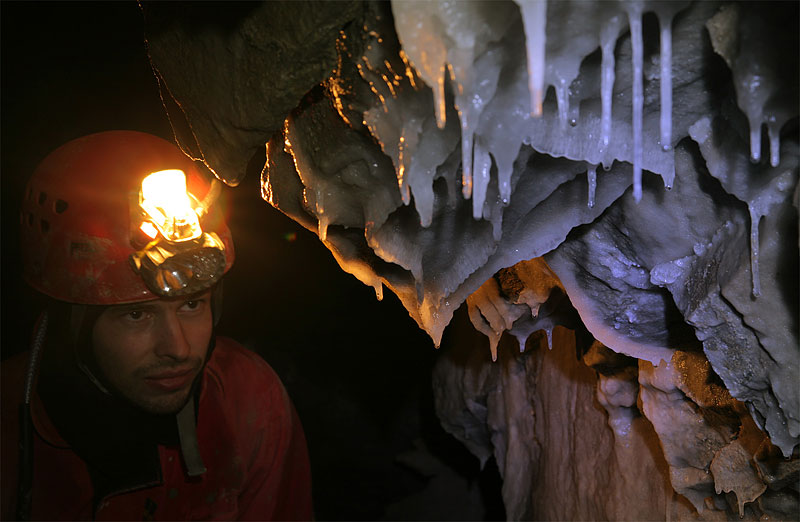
[140,169,202,242]
[140,221,159,239]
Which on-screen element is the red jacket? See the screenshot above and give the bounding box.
[1,337,313,520]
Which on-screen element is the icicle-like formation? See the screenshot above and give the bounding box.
[517,334,527,353]
[689,115,798,300]
[450,42,506,204]
[393,1,510,209]
[397,133,411,205]
[515,0,547,116]
[749,120,763,164]
[705,3,794,169]
[318,214,329,242]
[477,49,529,208]
[452,44,504,204]
[473,139,492,219]
[449,55,477,200]
[599,18,619,155]
[283,118,330,241]
[489,343,498,362]
[355,20,457,228]
[357,37,419,207]
[541,2,609,137]
[587,164,597,208]
[627,5,644,203]
[768,124,780,168]
[555,80,570,130]
[658,11,673,151]
[749,207,762,298]
[390,1,449,129]
[390,0,701,218]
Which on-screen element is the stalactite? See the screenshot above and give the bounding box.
[657,11,673,151]
[599,17,619,157]
[626,4,644,203]
[515,0,547,117]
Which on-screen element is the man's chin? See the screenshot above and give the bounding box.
[133,387,193,416]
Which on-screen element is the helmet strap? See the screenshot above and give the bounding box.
[69,304,113,396]
[176,394,206,477]
[75,359,112,396]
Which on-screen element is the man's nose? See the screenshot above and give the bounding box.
[154,314,192,360]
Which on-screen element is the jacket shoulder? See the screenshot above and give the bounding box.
[203,337,286,404]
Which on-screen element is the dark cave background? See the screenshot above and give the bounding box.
[0,2,504,520]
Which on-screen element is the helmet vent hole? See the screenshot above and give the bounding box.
[54,199,69,213]
[40,220,50,233]
[70,241,93,256]
[38,191,47,205]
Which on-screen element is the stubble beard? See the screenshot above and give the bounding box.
[123,360,204,415]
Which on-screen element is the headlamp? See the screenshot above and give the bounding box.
[140,169,203,242]
[130,169,227,298]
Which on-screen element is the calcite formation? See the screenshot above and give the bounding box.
[144,0,798,519]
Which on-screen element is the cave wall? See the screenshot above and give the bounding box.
[143,1,799,519]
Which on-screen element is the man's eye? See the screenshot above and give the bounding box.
[182,299,204,311]
[126,310,145,320]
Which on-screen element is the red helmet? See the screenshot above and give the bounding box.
[21,131,235,305]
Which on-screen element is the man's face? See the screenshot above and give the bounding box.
[91,290,213,415]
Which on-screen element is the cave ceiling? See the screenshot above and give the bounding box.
[143,1,799,516]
